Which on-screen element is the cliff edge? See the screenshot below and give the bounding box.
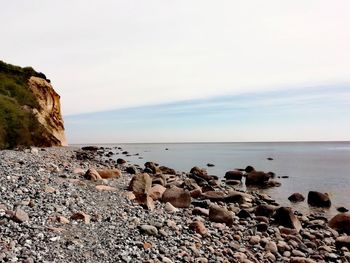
[0,60,67,148]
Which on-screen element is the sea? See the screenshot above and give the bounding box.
[87,142,350,218]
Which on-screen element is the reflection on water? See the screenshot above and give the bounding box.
[98,142,350,218]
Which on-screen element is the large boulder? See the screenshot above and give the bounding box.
[224,170,243,181]
[307,191,331,207]
[162,186,191,208]
[245,171,270,186]
[97,169,122,179]
[273,207,302,232]
[328,213,350,234]
[128,173,152,208]
[209,205,234,226]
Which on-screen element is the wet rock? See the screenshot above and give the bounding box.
[189,166,213,181]
[273,207,302,232]
[257,222,268,232]
[245,171,270,186]
[162,186,191,208]
[144,162,160,174]
[337,207,349,213]
[81,146,98,151]
[329,213,350,234]
[126,166,138,174]
[245,165,255,173]
[116,158,126,164]
[307,191,331,207]
[224,171,243,181]
[208,204,233,226]
[255,204,276,218]
[289,193,305,203]
[237,209,251,219]
[207,163,215,167]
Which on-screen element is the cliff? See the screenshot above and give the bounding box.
[0,60,67,148]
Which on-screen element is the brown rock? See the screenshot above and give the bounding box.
[144,162,161,174]
[128,173,152,199]
[190,188,202,198]
[95,185,117,191]
[192,207,210,217]
[335,236,350,249]
[13,208,29,223]
[189,220,208,235]
[73,168,85,175]
[329,213,350,234]
[290,257,317,263]
[209,205,233,226]
[245,171,270,186]
[201,191,226,201]
[57,216,70,224]
[124,191,136,200]
[224,170,243,181]
[151,174,167,186]
[84,168,102,181]
[162,186,191,208]
[190,166,213,181]
[255,204,276,218]
[273,207,301,232]
[117,158,126,164]
[149,184,166,200]
[159,166,176,175]
[97,169,122,179]
[44,186,56,193]
[288,193,305,203]
[307,191,331,207]
[71,212,91,224]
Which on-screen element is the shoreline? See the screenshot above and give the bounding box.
[0,146,349,262]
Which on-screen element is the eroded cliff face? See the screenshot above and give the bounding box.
[28,76,67,146]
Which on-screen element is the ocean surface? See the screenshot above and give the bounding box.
[91,142,350,218]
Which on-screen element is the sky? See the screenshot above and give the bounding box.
[1,0,350,143]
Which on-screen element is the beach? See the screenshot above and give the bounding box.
[0,146,349,263]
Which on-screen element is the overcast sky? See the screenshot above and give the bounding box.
[1,1,350,142]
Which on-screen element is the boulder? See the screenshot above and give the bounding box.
[116,158,126,164]
[128,173,152,209]
[144,162,160,174]
[329,213,350,234]
[149,184,166,200]
[84,168,102,181]
[245,165,255,173]
[159,166,176,175]
[126,166,138,174]
[307,191,331,207]
[162,186,191,208]
[224,170,243,181]
[245,171,270,186]
[207,163,215,167]
[255,204,276,218]
[273,207,302,232]
[288,193,305,203]
[192,207,209,217]
[209,205,234,226]
[190,166,213,181]
[97,169,122,179]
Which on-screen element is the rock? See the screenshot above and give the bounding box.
[192,207,209,217]
[255,204,276,218]
[71,212,91,224]
[149,184,166,200]
[267,157,274,160]
[162,186,191,208]
[288,193,305,202]
[290,257,317,263]
[265,241,278,254]
[95,185,117,191]
[73,168,85,175]
[273,207,302,232]
[84,168,102,181]
[249,235,260,245]
[57,216,70,224]
[82,146,98,151]
[165,202,178,213]
[245,171,270,186]
[144,162,160,174]
[190,188,202,198]
[329,213,350,234]
[224,170,243,181]
[245,165,255,173]
[208,205,233,226]
[151,174,167,186]
[189,220,208,235]
[190,166,213,181]
[207,163,215,167]
[126,166,138,174]
[337,207,349,213]
[225,180,241,186]
[266,180,281,187]
[159,166,176,175]
[257,222,268,232]
[140,225,158,236]
[97,169,122,179]
[200,191,226,201]
[30,147,39,155]
[335,236,350,249]
[307,191,331,207]
[128,173,152,199]
[237,209,251,219]
[13,208,29,223]
[116,158,126,164]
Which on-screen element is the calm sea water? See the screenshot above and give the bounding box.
[95,142,350,217]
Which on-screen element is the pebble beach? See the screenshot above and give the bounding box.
[1,146,350,263]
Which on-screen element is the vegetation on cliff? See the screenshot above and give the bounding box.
[0,60,51,149]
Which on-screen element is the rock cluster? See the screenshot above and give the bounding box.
[0,146,349,263]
